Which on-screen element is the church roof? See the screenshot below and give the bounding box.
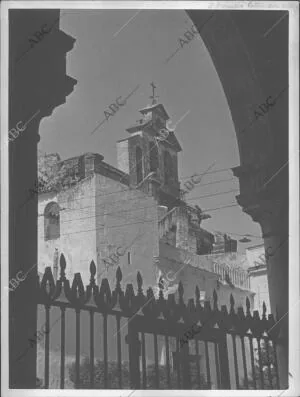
[125,119,152,133]
[139,103,170,120]
[246,243,264,251]
[123,124,182,152]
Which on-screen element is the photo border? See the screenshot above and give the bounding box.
[1,1,299,396]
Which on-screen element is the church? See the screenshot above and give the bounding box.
[37,86,253,304]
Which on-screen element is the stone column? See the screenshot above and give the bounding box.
[260,201,289,389]
[236,191,289,388]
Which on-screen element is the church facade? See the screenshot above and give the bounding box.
[37,96,254,306]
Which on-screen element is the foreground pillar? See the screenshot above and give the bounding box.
[232,167,289,388]
[9,9,76,388]
[262,205,289,388]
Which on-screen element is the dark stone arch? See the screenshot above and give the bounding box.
[186,10,289,387]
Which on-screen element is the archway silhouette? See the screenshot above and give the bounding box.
[186,10,289,387]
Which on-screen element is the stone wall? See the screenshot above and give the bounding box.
[38,176,97,285]
[158,242,255,309]
[94,173,159,289]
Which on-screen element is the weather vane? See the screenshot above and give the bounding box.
[150,82,159,105]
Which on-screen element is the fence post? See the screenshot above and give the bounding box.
[218,333,231,389]
[127,322,141,389]
[181,342,191,388]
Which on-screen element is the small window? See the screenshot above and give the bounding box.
[149,141,159,172]
[44,202,60,241]
[127,252,131,265]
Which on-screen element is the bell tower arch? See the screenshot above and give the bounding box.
[117,84,182,207]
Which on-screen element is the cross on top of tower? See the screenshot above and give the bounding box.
[149,82,159,105]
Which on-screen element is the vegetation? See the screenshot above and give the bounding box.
[243,340,277,389]
[38,154,80,194]
[69,357,210,389]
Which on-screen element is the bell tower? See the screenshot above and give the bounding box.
[116,83,182,207]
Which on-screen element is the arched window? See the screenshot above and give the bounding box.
[136,146,143,184]
[164,151,173,183]
[149,142,159,172]
[44,202,60,241]
[173,155,178,181]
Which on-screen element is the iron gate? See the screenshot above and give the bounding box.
[127,315,231,389]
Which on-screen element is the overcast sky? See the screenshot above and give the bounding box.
[38,9,263,251]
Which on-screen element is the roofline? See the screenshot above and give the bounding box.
[117,132,142,143]
[246,243,264,251]
[139,103,170,120]
[248,264,267,272]
[125,120,152,133]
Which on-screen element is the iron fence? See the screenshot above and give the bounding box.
[35,254,280,389]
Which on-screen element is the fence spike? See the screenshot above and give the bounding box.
[230,293,235,308]
[59,254,66,280]
[246,296,250,314]
[246,296,250,311]
[213,289,218,310]
[178,281,184,301]
[116,266,122,284]
[230,293,235,315]
[71,272,85,300]
[99,278,112,307]
[262,301,267,318]
[41,266,56,298]
[137,271,143,290]
[195,285,200,303]
[253,310,260,331]
[90,260,96,284]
